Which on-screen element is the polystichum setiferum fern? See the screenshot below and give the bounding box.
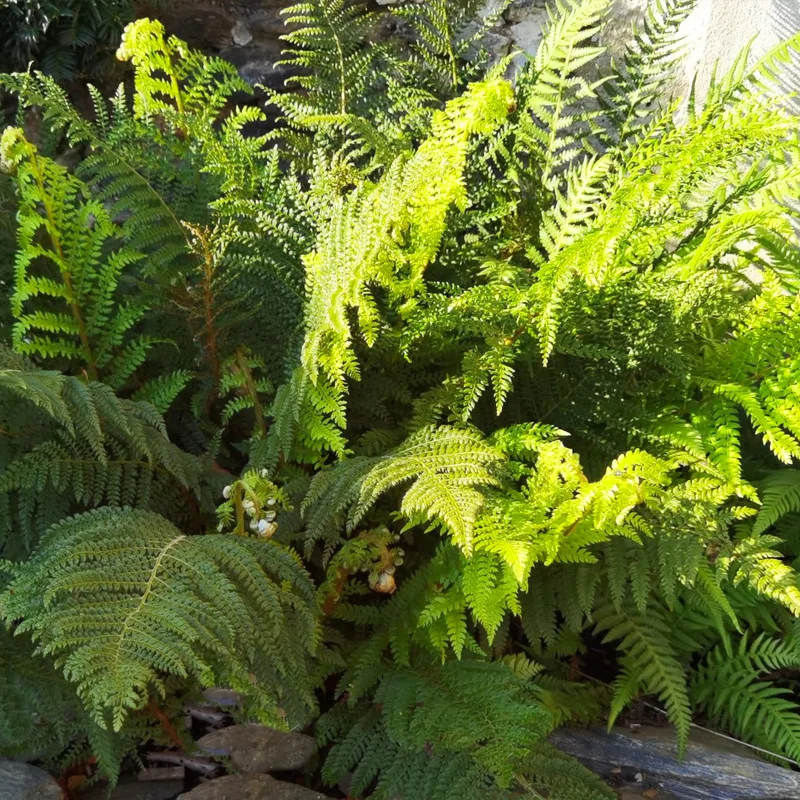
[2,0,800,793]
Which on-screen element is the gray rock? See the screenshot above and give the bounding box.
[0,759,61,800]
[232,20,254,47]
[196,724,316,774]
[505,0,548,25]
[508,14,546,56]
[551,726,800,800]
[178,775,331,800]
[202,689,242,708]
[77,776,185,799]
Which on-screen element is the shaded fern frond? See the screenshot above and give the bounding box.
[599,0,698,145]
[691,632,800,764]
[320,659,552,800]
[594,600,692,754]
[2,507,319,731]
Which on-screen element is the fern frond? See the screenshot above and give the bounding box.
[2,127,149,383]
[599,0,698,145]
[754,470,800,535]
[305,425,502,551]
[594,601,692,754]
[692,632,800,763]
[2,507,318,731]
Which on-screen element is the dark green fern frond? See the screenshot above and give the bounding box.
[754,470,800,535]
[517,741,616,800]
[691,632,800,764]
[2,507,319,731]
[0,347,207,559]
[0,627,85,762]
[593,600,692,754]
[320,659,552,800]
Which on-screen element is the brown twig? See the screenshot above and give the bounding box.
[147,697,185,749]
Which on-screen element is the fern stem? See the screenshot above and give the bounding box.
[513,771,547,799]
[444,9,459,89]
[167,51,186,118]
[236,349,267,439]
[111,533,186,711]
[146,697,185,748]
[27,146,99,381]
[321,566,352,617]
[187,225,223,390]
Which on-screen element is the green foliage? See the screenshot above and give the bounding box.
[1,126,148,384]
[0,0,143,80]
[2,0,800,792]
[0,346,202,557]
[691,632,800,763]
[2,507,319,730]
[318,659,552,800]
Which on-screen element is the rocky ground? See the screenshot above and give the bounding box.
[4,714,800,798]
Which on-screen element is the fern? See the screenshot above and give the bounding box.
[754,470,800,535]
[515,0,610,190]
[599,0,699,145]
[1,127,150,384]
[3,1,800,790]
[594,600,692,754]
[1,507,319,731]
[0,348,202,555]
[691,633,800,763]
[277,0,382,117]
[304,425,502,551]
[319,659,553,799]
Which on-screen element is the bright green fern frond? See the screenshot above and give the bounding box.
[305,425,502,551]
[2,127,149,384]
[116,18,249,123]
[719,533,800,616]
[301,77,514,391]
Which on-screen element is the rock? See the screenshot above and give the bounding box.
[202,688,242,708]
[160,6,235,53]
[505,0,548,25]
[480,0,513,22]
[139,766,186,782]
[550,726,800,800]
[178,775,331,800]
[77,776,185,799]
[0,759,61,800]
[508,14,546,56]
[232,20,254,47]
[196,724,316,774]
[482,31,513,57]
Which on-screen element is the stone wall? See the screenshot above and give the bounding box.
[158,0,800,103]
